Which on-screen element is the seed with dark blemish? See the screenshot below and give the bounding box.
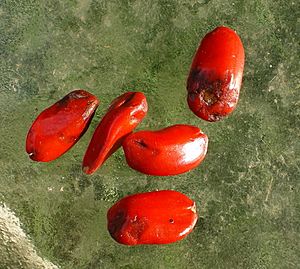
[122,92,136,106]
[203,90,218,105]
[186,26,244,121]
[109,211,126,235]
[135,139,148,148]
[107,190,198,245]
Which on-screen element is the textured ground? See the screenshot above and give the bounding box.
[0,0,299,268]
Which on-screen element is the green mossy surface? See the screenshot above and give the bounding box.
[0,0,299,268]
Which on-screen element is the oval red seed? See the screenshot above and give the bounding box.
[187,26,245,121]
[26,89,99,162]
[122,124,208,176]
[107,190,198,245]
[82,92,148,175]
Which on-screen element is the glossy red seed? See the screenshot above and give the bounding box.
[187,26,245,121]
[107,190,198,245]
[82,92,148,175]
[26,90,99,162]
[122,124,208,176]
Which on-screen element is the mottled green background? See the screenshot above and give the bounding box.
[0,0,299,268]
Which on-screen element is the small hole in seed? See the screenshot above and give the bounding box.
[203,90,218,105]
[169,219,174,224]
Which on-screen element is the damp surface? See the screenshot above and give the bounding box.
[0,0,299,268]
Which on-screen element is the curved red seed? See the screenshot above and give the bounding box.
[122,124,208,176]
[26,89,99,162]
[187,26,245,121]
[82,92,148,175]
[107,190,198,245]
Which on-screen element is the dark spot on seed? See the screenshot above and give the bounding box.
[134,139,148,148]
[122,92,136,106]
[57,91,88,108]
[57,94,70,107]
[126,216,148,241]
[109,211,126,236]
[203,88,218,105]
[169,219,174,224]
[187,68,233,106]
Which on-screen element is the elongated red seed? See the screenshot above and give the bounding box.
[26,89,99,162]
[122,124,208,176]
[82,92,148,174]
[187,26,245,121]
[107,190,198,245]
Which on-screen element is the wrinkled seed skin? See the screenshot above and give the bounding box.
[82,92,148,174]
[107,190,198,245]
[187,26,245,122]
[122,124,208,176]
[26,90,99,162]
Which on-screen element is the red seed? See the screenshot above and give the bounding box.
[82,92,148,174]
[122,124,208,176]
[187,26,245,121]
[107,190,198,245]
[26,90,99,162]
